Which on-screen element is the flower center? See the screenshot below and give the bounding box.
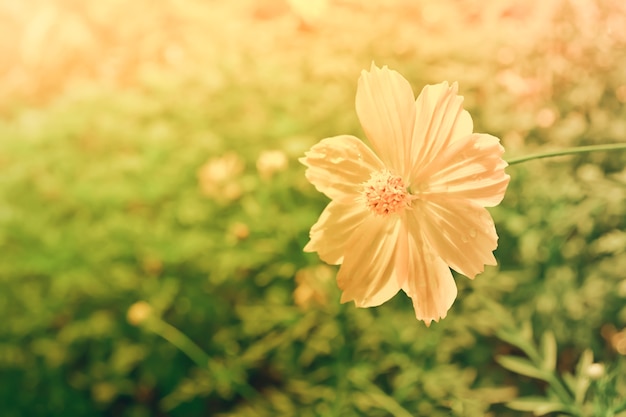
[362,170,411,216]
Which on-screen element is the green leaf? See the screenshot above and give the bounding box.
[497,325,539,360]
[573,349,594,404]
[497,355,550,381]
[613,398,626,414]
[562,372,577,394]
[507,397,572,415]
[541,331,557,372]
[575,349,594,376]
[521,321,534,343]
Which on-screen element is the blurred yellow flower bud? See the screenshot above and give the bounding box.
[198,152,244,199]
[586,363,605,380]
[294,265,334,309]
[256,150,288,179]
[127,301,153,326]
[231,222,250,241]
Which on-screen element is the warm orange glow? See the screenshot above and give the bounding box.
[3,0,626,108]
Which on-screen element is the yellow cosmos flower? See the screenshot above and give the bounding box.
[300,64,510,325]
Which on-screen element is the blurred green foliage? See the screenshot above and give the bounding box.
[1,1,626,416]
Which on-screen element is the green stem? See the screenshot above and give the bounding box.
[145,316,257,401]
[145,317,210,368]
[334,306,350,415]
[506,143,626,165]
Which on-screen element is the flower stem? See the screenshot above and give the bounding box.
[145,316,210,368]
[506,143,626,165]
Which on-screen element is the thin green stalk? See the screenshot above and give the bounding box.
[506,143,626,165]
[333,306,350,416]
[145,316,257,401]
[145,317,210,368]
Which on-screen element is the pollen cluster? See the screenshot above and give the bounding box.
[362,170,410,215]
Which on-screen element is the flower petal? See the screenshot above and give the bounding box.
[410,82,473,181]
[356,64,416,177]
[300,135,384,202]
[398,213,457,325]
[415,199,499,279]
[304,199,370,265]
[419,133,510,207]
[337,215,401,307]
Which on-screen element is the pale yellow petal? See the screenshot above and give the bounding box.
[398,213,457,325]
[356,63,416,177]
[418,133,510,207]
[304,199,370,265]
[337,216,401,307]
[414,199,499,279]
[300,135,384,202]
[410,82,473,181]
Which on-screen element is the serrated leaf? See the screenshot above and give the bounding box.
[541,331,557,372]
[497,355,549,381]
[507,397,571,415]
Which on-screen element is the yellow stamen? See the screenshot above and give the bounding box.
[362,170,410,215]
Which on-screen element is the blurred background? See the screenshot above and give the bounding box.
[1,0,625,416]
